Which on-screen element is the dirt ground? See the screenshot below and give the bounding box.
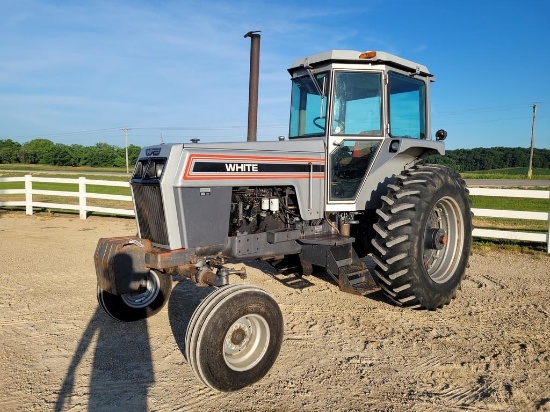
[0,211,548,412]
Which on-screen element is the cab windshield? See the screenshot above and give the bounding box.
[331,71,383,136]
[289,72,329,138]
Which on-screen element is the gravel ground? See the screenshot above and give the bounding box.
[0,212,548,412]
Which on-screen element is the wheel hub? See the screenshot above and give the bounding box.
[232,329,246,344]
[225,321,251,351]
[426,228,447,250]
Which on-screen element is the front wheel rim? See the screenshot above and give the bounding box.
[121,270,161,308]
[223,314,270,372]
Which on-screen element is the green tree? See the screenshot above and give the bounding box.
[20,139,56,164]
[82,143,118,167]
[69,144,88,166]
[0,139,22,163]
[128,144,141,165]
[427,147,550,172]
[49,144,74,166]
[113,144,143,168]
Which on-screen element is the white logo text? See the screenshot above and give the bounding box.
[225,163,259,172]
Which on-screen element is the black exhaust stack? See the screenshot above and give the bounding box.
[244,31,261,142]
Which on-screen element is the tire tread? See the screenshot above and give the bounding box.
[370,164,472,310]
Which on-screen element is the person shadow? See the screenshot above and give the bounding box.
[54,306,153,411]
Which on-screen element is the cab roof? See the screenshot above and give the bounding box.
[288,50,432,78]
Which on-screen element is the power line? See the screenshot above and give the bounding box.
[434,103,542,117]
[130,124,287,131]
[0,124,288,140]
[434,115,545,126]
[1,127,124,140]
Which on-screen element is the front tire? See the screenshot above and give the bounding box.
[185,284,283,391]
[371,165,472,309]
[97,269,172,322]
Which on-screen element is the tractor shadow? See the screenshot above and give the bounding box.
[244,259,316,290]
[245,257,395,306]
[55,307,154,412]
[167,278,213,359]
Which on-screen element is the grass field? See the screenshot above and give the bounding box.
[462,167,550,179]
[471,195,549,212]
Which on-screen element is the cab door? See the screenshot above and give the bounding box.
[326,70,385,211]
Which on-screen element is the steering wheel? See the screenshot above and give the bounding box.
[313,116,326,131]
[313,117,345,133]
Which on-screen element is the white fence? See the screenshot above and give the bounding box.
[0,175,548,252]
[469,187,550,253]
[0,175,134,219]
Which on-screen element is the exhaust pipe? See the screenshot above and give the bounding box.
[244,31,261,142]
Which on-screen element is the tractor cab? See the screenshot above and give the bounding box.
[287,50,444,209]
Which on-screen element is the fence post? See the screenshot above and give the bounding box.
[79,177,87,219]
[25,175,33,216]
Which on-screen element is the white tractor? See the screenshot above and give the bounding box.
[95,48,472,391]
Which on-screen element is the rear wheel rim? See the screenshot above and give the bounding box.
[223,314,270,372]
[423,196,464,283]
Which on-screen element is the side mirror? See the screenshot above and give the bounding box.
[435,129,447,141]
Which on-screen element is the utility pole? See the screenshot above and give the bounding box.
[527,103,537,179]
[121,128,131,174]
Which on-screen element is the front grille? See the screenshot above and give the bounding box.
[131,183,169,246]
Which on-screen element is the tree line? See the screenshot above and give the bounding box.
[0,138,548,171]
[0,138,141,168]
[425,147,550,172]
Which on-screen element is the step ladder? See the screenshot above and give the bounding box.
[299,234,380,296]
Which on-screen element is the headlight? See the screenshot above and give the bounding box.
[132,160,145,178]
[143,159,166,179]
[155,161,165,178]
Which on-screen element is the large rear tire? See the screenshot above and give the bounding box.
[185,284,283,391]
[97,269,172,322]
[371,165,472,309]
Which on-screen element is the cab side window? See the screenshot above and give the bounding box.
[388,72,427,139]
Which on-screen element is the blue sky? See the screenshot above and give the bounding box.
[1,0,548,150]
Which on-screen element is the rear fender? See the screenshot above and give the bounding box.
[358,138,444,209]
